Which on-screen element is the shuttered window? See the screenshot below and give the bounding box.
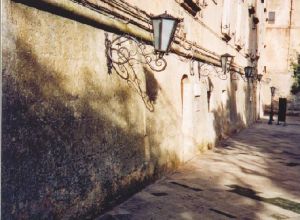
[221,0,231,35]
[235,0,243,46]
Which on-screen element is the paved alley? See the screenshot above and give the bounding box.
[98,117,300,220]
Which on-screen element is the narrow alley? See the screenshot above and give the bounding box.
[2,0,300,219]
[99,117,300,220]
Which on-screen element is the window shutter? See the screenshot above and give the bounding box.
[235,0,243,46]
[221,0,231,35]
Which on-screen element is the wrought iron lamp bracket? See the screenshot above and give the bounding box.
[231,71,246,81]
[188,58,245,82]
[105,33,167,74]
[197,62,227,80]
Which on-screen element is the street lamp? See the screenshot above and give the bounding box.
[268,86,276,124]
[221,53,234,74]
[105,11,182,73]
[270,86,276,96]
[151,11,182,57]
[244,66,254,79]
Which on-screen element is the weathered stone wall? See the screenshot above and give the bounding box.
[2,0,261,219]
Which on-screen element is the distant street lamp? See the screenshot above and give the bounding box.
[221,53,234,74]
[268,86,276,124]
[244,66,254,79]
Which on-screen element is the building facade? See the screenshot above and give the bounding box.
[2,0,268,219]
[262,0,300,107]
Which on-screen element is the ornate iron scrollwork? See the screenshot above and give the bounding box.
[230,71,247,81]
[105,34,167,73]
[189,59,245,81]
[190,60,227,80]
[105,33,167,112]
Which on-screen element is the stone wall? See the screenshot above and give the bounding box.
[2,0,261,219]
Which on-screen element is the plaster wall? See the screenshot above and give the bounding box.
[2,0,261,218]
[128,0,259,67]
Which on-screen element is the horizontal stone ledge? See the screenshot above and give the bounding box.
[13,0,243,73]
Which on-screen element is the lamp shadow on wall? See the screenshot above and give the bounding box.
[144,67,160,104]
[109,58,159,112]
[211,72,247,143]
[1,37,179,220]
[206,76,214,112]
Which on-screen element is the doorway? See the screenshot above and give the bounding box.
[181,75,194,160]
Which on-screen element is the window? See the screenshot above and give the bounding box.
[268,11,275,24]
[221,0,232,41]
[234,0,243,48]
[180,0,201,16]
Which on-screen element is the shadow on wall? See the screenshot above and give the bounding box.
[1,35,180,220]
[144,67,160,104]
[211,74,253,143]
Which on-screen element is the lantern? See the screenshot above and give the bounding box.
[270,86,276,97]
[151,11,181,56]
[221,53,234,73]
[244,66,254,79]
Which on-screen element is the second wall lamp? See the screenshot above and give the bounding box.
[221,53,234,74]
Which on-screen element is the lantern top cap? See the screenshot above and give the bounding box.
[244,66,254,71]
[244,66,254,72]
[151,11,183,21]
[221,53,234,58]
[270,86,276,94]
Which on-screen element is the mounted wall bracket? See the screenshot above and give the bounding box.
[105,33,167,74]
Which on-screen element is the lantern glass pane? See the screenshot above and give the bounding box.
[271,87,276,94]
[152,19,162,51]
[161,19,176,52]
[245,67,252,78]
[221,56,227,72]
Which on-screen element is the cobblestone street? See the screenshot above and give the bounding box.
[99,117,300,220]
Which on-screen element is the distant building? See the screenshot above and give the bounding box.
[263,0,300,106]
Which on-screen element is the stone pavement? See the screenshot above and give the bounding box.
[98,116,300,220]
